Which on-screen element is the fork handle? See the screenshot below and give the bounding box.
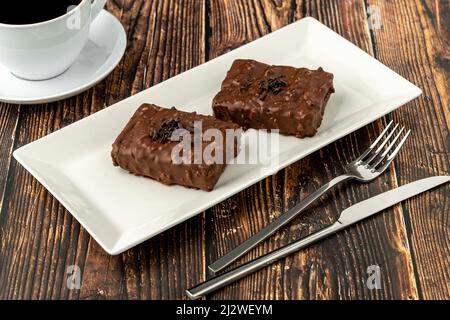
[208,174,352,275]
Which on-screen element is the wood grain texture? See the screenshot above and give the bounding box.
[204,0,420,300]
[0,104,19,212]
[0,0,448,300]
[364,0,450,299]
[0,0,206,300]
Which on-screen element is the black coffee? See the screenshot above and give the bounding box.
[0,0,82,25]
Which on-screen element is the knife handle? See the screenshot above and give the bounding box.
[208,174,352,275]
[187,221,344,299]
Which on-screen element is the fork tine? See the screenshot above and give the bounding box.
[375,129,411,172]
[368,120,394,149]
[364,123,400,164]
[386,129,411,161]
[356,120,394,161]
[371,127,405,168]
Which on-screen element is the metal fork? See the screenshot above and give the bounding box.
[208,121,411,275]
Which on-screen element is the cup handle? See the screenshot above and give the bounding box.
[90,0,107,21]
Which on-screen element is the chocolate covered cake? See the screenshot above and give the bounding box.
[112,104,241,191]
[212,59,335,137]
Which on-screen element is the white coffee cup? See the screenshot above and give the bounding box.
[0,0,107,80]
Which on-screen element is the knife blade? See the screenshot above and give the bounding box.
[338,175,450,225]
[186,175,450,299]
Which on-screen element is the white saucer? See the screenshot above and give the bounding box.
[0,10,126,105]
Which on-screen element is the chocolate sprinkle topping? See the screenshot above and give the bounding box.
[151,119,183,143]
[258,75,287,100]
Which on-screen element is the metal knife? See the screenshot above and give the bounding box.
[186,175,450,299]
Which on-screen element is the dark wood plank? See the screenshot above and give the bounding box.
[364,0,450,299]
[0,0,206,300]
[0,104,19,211]
[204,0,419,300]
[0,104,20,297]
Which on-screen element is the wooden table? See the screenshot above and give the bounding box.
[0,0,448,300]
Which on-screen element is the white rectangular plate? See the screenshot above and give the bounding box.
[14,17,421,254]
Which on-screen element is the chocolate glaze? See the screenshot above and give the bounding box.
[112,104,241,191]
[212,59,335,138]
